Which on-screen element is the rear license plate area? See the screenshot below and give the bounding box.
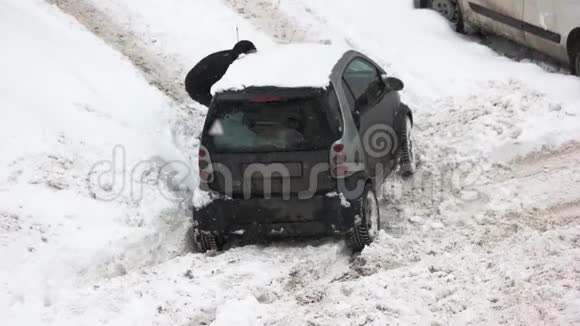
[241,162,303,178]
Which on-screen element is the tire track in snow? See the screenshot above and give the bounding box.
[222,0,331,44]
[47,0,191,106]
[46,0,205,177]
[44,0,202,281]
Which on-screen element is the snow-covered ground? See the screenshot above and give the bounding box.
[0,0,193,323]
[1,0,579,325]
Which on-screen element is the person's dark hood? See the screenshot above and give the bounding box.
[232,40,257,57]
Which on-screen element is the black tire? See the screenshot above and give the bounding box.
[194,228,219,253]
[571,43,580,76]
[400,115,416,177]
[430,0,464,33]
[347,184,380,252]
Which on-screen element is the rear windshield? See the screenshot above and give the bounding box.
[203,87,342,153]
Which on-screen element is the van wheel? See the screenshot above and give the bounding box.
[400,116,416,177]
[194,228,219,253]
[430,0,464,32]
[347,185,380,252]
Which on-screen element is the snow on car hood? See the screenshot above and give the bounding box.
[212,43,348,94]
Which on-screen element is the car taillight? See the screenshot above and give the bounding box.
[333,154,347,165]
[330,141,349,178]
[198,145,213,183]
[198,160,209,170]
[333,144,344,153]
[198,147,207,158]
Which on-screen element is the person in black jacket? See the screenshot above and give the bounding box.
[185,40,257,106]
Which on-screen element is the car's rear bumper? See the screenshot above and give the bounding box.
[193,192,357,238]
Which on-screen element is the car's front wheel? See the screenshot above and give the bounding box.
[430,0,464,32]
[347,184,380,252]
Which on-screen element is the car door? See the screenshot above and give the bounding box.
[468,0,525,43]
[522,0,567,62]
[342,57,399,177]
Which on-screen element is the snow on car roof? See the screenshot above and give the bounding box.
[212,44,348,94]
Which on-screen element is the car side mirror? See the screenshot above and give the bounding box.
[382,75,404,92]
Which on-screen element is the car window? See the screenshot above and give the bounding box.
[205,90,342,153]
[342,78,357,112]
[341,78,363,129]
[326,84,344,135]
[343,58,380,99]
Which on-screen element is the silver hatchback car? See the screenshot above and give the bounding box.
[194,46,415,252]
[415,0,580,75]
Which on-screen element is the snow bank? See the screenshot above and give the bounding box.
[212,44,348,93]
[0,0,191,323]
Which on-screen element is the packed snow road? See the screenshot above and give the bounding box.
[1,0,579,325]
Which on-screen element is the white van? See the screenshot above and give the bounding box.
[415,0,580,75]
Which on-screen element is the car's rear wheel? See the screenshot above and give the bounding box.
[430,0,464,32]
[400,116,416,177]
[347,184,380,252]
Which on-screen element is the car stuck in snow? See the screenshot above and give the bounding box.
[192,44,415,252]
